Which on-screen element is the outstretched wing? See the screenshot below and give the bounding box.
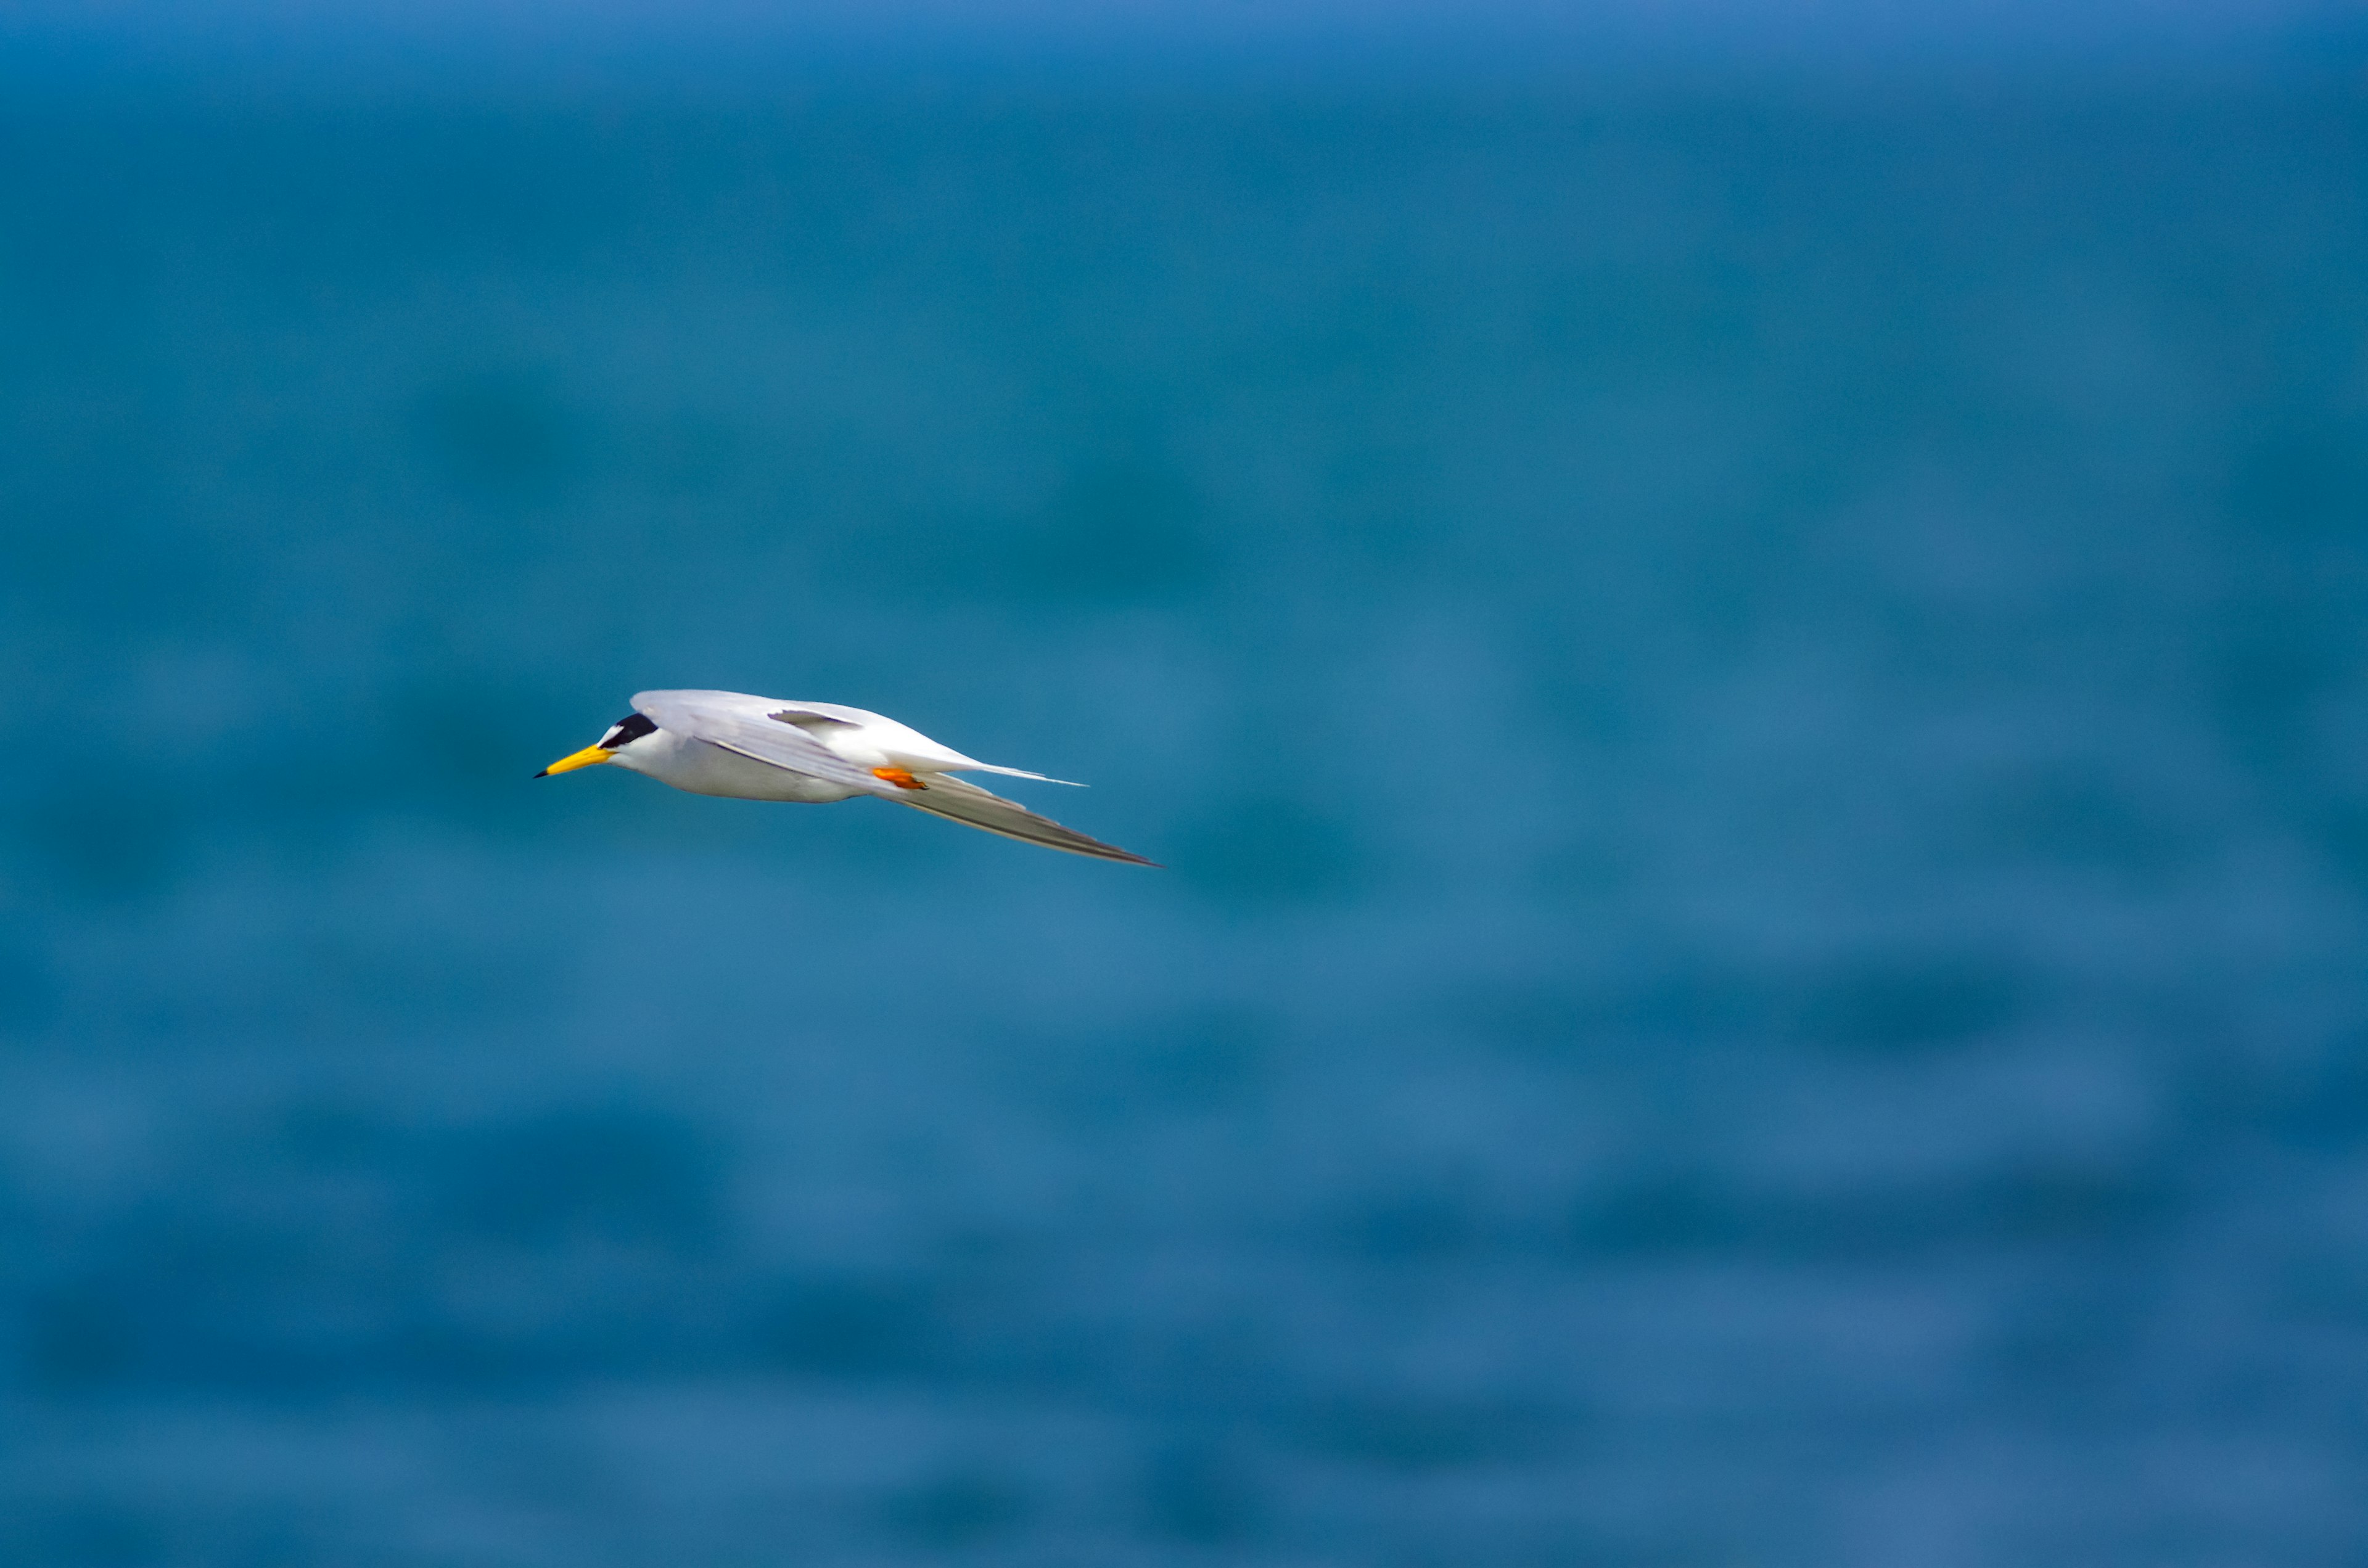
[631,689,895,796]
[769,699,1082,786]
[894,773,1158,866]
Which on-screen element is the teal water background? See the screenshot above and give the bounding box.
[4,32,2368,1567]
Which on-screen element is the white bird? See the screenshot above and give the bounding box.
[536,689,1156,865]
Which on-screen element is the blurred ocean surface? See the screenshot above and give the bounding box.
[3,49,2367,1568]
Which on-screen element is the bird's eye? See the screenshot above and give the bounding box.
[602,713,659,749]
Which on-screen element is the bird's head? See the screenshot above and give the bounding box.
[536,712,659,778]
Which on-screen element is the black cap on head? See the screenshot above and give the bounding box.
[601,713,659,749]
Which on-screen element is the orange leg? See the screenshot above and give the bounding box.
[872,767,927,790]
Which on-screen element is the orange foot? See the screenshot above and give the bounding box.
[872,767,927,790]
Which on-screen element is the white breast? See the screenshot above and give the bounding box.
[613,726,863,803]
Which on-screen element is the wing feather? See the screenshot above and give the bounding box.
[895,774,1158,865]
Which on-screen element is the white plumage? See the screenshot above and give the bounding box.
[537,689,1154,866]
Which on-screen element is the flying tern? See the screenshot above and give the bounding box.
[537,689,1155,865]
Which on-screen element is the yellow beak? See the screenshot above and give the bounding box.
[536,745,613,778]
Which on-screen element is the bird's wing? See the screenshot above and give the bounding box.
[765,697,1082,786]
[631,689,896,795]
[894,773,1158,865]
[762,700,864,733]
[771,710,859,733]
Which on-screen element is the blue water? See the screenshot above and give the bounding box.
[3,60,2367,1566]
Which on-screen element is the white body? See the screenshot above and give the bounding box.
[614,721,863,802]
